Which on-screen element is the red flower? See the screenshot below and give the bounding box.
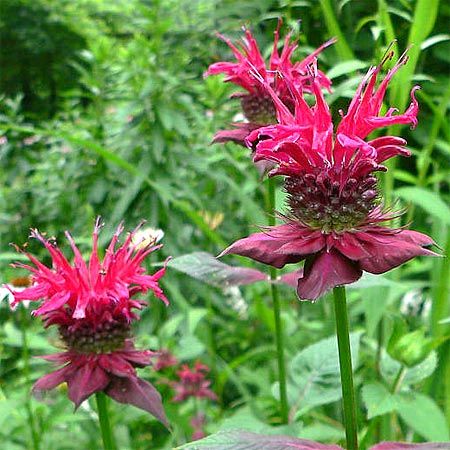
[221,52,438,301]
[172,361,217,402]
[205,22,335,145]
[10,220,169,426]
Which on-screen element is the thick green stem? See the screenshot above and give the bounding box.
[96,392,117,450]
[267,178,289,424]
[20,307,40,450]
[333,286,358,450]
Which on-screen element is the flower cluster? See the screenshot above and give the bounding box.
[172,361,217,403]
[205,22,335,147]
[217,45,437,300]
[10,220,169,426]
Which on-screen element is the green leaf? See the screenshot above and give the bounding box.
[326,60,370,79]
[286,332,362,415]
[396,392,450,441]
[168,252,267,288]
[361,382,397,418]
[381,350,438,385]
[395,187,450,225]
[176,430,343,449]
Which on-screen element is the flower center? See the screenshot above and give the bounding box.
[60,320,131,354]
[285,173,379,232]
[241,93,276,124]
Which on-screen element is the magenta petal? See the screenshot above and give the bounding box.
[66,361,109,408]
[297,250,362,300]
[220,224,325,269]
[32,364,73,392]
[276,268,304,288]
[356,229,438,274]
[371,443,450,450]
[106,376,169,428]
[212,123,260,146]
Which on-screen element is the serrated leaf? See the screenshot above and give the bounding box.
[396,393,450,441]
[361,382,397,418]
[176,430,343,450]
[287,332,362,414]
[168,252,267,288]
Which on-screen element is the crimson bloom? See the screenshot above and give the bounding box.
[220,52,438,300]
[172,361,217,402]
[205,22,335,146]
[10,220,169,427]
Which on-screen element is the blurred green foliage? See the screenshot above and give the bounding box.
[0,0,449,449]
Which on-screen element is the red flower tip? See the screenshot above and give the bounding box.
[205,24,335,142]
[11,221,169,320]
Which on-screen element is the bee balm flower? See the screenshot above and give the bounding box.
[10,220,169,427]
[205,22,335,146]
[220,53,438,301]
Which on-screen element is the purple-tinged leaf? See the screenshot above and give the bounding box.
[106,376,169,428]
[176,430,343,450]
[371,443,450,450]
[168,252,267,287]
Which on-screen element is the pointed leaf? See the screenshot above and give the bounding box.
[168,252,267,288]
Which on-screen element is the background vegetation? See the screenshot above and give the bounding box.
[0,0,449,449]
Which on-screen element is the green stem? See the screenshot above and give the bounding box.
[20,306,40,450]
[267,177,289,424]
[95,392,117,450]
[333,286,358,450]
[391,366,407,394]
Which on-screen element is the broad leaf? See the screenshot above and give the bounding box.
[176,430,343,450]
[396,393,450,441]
[286,332,362,415]
[168,252,267,288]
[361,382,397,418]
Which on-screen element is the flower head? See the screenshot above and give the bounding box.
[172,361,217,402]
[221,52,438,301]
[10,220,170,426]
[205,22,335,145]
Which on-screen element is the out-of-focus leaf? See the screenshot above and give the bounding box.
[286,332,362,415]
[396,187,450,225]
[421,34,450,50]
[396,393,450,441]
[176,430,343,449]
[326,60,370,79]
[168,252,268,288]
[361,382,397,418]
[381,350,438,385]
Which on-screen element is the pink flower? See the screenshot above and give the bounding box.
[220,52,438,301]
[153,349,178,371]
[205,22,335,145]
[172,361,217,402]
[11,220,168,319]
[9,220,170,426]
